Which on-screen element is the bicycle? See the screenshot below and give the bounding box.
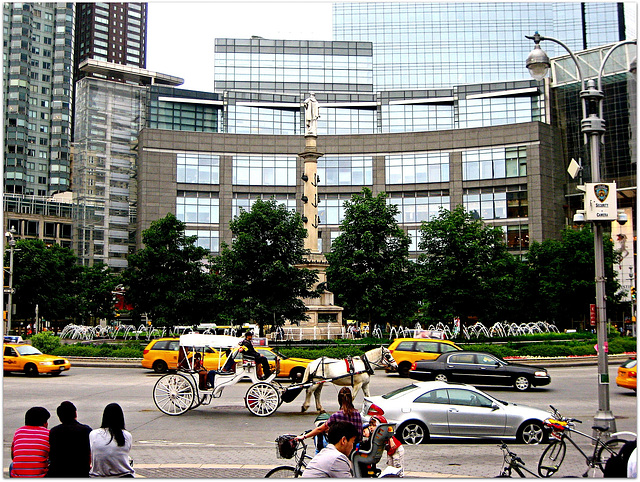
[497,442,540,478]
[537,405,635,477]
[265,434,313,478]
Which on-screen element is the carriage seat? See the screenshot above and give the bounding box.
[351,423,396,478]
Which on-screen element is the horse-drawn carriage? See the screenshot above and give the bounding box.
[152,334,397,417]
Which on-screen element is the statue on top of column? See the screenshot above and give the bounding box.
[303,92,320,136]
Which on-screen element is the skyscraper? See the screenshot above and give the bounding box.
[73,2,147,83]
[333,2,629,90]
[3,2,75,196]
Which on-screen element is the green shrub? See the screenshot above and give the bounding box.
[30,331,61,354]
[111,347,143,358]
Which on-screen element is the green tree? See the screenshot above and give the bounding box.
[527,227,624,328]
[121,214,214,327]
[75,265,121,323]
[417,205,522,325]
[10,239,81,322]
[325,188,418,327]
[213,198,320,337]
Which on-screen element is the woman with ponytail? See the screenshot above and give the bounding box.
[89,403,134,477]
[297,387,363,449]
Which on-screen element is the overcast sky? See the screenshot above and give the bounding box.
[146,2,334,91]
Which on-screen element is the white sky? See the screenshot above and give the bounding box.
[146,2,334,91]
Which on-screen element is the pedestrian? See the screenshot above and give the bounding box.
[11,406,51,477]
[89,403,134,477]
[298,387,363,445]
[301,421,358,478]
[47,401,92,477]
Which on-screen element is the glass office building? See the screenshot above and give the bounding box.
[333,2,629,90]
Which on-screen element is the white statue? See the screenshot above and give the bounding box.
[303,93,320,136]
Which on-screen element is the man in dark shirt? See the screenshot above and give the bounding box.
[47,401,92,477]
[239,331,272,380]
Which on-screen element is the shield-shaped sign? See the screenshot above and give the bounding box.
[594,184,609,202]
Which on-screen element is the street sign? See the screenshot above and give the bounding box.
[3,288,14,294]
[590,304,596,326]
[584,182,617,221]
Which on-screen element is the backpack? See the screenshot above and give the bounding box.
[603,440,637,477]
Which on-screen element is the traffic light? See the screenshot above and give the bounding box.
[631,287,636,301]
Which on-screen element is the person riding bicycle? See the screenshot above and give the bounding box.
[300,421,358,478]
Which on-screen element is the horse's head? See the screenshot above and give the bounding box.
[380,346,397,370]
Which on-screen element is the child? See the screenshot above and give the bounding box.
[364,415,404,476]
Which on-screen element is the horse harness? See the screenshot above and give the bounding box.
[310,348,390,383]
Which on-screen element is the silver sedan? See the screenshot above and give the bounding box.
[362,381,552,445]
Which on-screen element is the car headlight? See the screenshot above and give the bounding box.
[534,370,547,377]
[39,361,53,366]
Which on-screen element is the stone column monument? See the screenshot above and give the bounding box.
[296,94,343,337]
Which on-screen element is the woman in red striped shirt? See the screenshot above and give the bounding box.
[10,407,50,477]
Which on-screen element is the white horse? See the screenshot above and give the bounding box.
[300,346,397,413]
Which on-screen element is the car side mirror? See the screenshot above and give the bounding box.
[491,403,500,411]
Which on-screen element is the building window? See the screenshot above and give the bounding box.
[176,153,220,184]
[388,192,451,224]
[463,146,527,180]
[185,229,219,253]
[318,156,373,186]
[386,152,450,184]
[232,193,296,218]
[176,193,219,224]
[233,155,296,186]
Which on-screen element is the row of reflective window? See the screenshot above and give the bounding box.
[176,147,528,187]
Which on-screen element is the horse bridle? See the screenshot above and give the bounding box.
[364,347,396,369]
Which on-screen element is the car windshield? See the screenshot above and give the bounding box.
[622,359,637,368]
[270,349,288,359]
[15,345,43,356]
[382,384,420,399]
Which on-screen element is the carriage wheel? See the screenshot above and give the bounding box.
[244,382,281,417]
[153,373,195,416]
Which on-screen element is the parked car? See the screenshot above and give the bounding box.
[408,351,550,391]
[616,357,637,391]
[362,381,551,445]
[387,338,463,377]
[141,337,312,381]
[3,343,71,376]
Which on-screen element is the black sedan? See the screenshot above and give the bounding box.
[408,351,550,391]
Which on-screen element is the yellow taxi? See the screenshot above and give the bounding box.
[616,358,637,391]
[387,337,463,377]
[3,343,71,376]
[141,337,312,381]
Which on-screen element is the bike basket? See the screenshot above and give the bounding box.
[544,418,568,431]
[276,435,298,459]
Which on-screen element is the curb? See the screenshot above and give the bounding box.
[65,353,635,369]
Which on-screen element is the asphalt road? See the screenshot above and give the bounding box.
[3,364,637,478]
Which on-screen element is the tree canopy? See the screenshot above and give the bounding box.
[325,188,419,327]
[121,213,214,326]
[212,198,320,336]
[416,205,522,324]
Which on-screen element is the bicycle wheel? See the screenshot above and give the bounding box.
[596,437,633,471]
[265,466,298,478]
[538,440,566,477]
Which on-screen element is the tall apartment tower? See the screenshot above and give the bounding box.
[73,2,147,83]
[3,2,75,196]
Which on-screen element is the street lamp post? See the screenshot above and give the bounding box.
[526,33,637,435]
[5,229,16,335]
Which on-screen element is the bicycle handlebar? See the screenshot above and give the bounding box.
[549,405,581,424]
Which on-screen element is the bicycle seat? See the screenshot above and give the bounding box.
[592,425,609,432]
[351,423,395,477]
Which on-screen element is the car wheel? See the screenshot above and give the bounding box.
[514,376,531,391]
[517,420,545,444]
[24,364,38,377]
[290,367,305,383]
[152,360,168,374]
[398,421,429,445]
[434,372,448,382]
[398,362,411,378]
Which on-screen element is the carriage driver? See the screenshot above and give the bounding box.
[239,330,272,380]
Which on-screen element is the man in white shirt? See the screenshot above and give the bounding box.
[301,421,357,478]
